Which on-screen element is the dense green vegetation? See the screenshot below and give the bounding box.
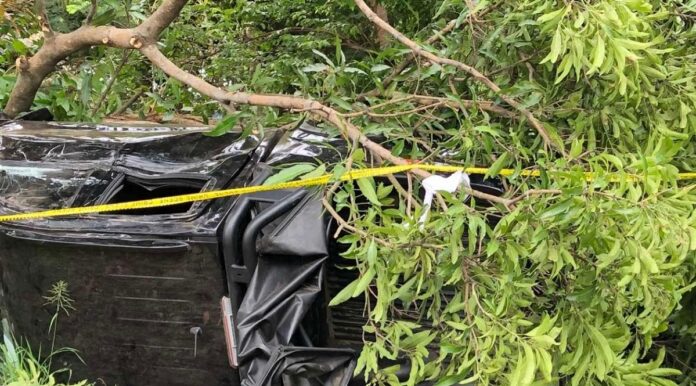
[1,0,695,385]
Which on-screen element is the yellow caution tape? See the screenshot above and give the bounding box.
[0,164,694,222]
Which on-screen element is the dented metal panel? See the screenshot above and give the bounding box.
[0,120,358,386]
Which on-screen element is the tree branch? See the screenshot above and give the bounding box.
[354,0,564,154]
[3,0,188,118]
[37,0,53,38]
[137,45,516,207]
[5,0,516,211]
[110,87,146,116]
[138,44,420,173]
[137,0,188,40]
[358,18,457,100]
[508,189,562,207]
[84,0,98,25]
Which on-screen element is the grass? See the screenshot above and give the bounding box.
[1,281,89,386]
[0,324,88,386]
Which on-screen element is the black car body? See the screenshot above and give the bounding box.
[0,120,501,386]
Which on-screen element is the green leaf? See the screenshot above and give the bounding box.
[357,177,381,206]
[521,344,536,385]
[486,152,510,178]
[541,28,563,64]
[527,314,557,337]
[11,39,27,55]
[537,349,553,381]
[80,69,93,107]
[302,63,330,73]
[590,34,606,73]
[329,278,360,306]
[366,239,378,265]
[434,372,479,386]
[263,164,317,185]
[540,199,573,219]
[206,114,240,137]
[371,64,391,72]
[509,350,524,386]
[352,268,376,297]
[300,164,327,180]
[329,96,353,111]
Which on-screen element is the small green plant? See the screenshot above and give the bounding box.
[0,282,88,386]
[0,321,88,386]
[43,281,77,376]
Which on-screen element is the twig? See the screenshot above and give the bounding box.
[487,56,534,77]
[350,94,517,119]
[358,19,458,100]
[322,198,392,247]
[37,0,53,38]
[507,189,563,207]
[84,0,98,25]
[92,50,132,115]
[354,0,563,154]
[110,87,146,116]
[403,94,518,119]
[340,101,447,118]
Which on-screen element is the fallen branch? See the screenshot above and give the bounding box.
[139,44,516,206]
[5,0,515,210]
[3,0,188,117]
[139,44,423,176]
[354,0,563,154]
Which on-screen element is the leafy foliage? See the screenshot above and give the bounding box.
[2,0,696,385]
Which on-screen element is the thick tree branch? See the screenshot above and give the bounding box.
[3,0,188,118]
[137,0,188,40]
[138,45,513,206]
[354,0,563,154]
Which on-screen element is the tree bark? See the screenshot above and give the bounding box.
[369,0,390,48]
[3,0,188,117]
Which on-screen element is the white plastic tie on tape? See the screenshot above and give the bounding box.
[418,171,471,228]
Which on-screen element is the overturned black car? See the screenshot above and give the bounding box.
[0,119,502,385]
